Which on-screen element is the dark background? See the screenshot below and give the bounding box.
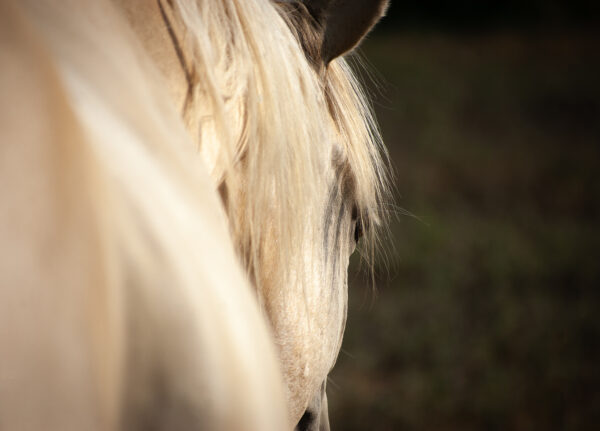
[328,2,600,430]
[378,1,600,31]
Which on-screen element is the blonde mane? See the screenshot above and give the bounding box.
[172,0,389,294]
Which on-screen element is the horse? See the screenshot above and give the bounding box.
[0,0,390,429]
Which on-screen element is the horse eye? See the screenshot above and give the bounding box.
[354,217,363,243]
[351,205,363,243]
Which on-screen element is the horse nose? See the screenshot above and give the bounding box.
[295,381,330,431]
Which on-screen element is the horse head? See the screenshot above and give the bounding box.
[119,0,390,427]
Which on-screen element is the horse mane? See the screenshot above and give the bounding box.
[172,0,390,294]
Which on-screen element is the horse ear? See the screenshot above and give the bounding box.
[303,0,389,65]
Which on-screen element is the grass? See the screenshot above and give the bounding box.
[329,30,600,430]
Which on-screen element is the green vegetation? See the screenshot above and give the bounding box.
[329,32,600,430]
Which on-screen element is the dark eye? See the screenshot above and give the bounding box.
[354,217,363,243]
[351,205,363,243]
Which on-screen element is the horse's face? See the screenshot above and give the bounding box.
[259,141,361,427]
[261,1,389,427]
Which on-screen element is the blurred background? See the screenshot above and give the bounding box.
[328,1,600,430]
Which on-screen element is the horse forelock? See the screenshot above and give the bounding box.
[171,0,390,294]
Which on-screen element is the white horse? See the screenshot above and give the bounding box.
[0,0,389,429]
